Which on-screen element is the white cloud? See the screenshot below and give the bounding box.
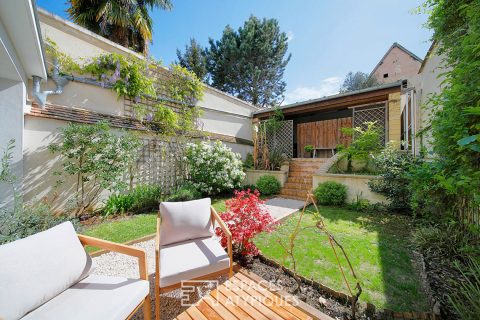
[283,76,342,105]
[286,31,294,42]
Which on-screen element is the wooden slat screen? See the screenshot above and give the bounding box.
[297,117,352,157]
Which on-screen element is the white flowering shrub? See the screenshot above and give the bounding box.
[185,140,245,195]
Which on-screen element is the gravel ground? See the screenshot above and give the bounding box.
[92,239,227,320]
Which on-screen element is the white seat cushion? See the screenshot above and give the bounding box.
[160,237,230,288]
[21,275,149,320]
[0,222,93,320]
[160,198,213,246]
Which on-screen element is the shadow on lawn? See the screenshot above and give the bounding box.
[311,205,428,312]
[263,205,429,312]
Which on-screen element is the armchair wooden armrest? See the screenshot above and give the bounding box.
[78,234,148,281]
[210,206,233,276]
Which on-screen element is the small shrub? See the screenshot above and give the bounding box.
[129,184,162,212]
[102,184,162,216]
[185,140,245,195]
[165,183,202,202]
[314,181,347,206]
[304,145,314,153]
[103,194,134,216]
[244,153,254,169]
[215,189,276,256]
[368,143,421,213]
[347,195,371,212]
[0,202,79,244]
[256,175,281,196]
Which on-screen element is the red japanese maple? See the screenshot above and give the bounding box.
[216,189,276,256]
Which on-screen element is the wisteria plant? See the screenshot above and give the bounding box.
[216,189,276,257]
[185,140,245,195]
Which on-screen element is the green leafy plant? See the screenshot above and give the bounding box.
[102,184,162,216]
[314,181,347,206]
[165,183,202,202]
[368,143,421,213]
[49,122,141,216]
[337,121,382,173]
[267,149,286,171]
[304,145,314,153]
[448,260,480,319]
[243,153,254,169]
[347,194,371,212]
[102,194,134,216]
[256,175,281,196]
[413,0,480,224]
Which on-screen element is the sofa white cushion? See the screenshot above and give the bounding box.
[21,275,149,320]
[160,237,230,287]
[0,222,93,320]
[160,198,213,246]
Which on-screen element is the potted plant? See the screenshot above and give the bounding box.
[304,145,314,158]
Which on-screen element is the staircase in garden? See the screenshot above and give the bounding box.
[280,158,328,201]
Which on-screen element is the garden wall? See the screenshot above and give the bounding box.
[244,169,288,187]
[19,9,258,212]
[312,173,387,204]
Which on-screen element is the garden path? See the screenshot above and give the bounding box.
[264,197,305,221]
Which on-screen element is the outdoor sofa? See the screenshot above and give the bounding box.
[0,222,151,320]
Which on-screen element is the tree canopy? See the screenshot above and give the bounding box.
[67,0,172,54]
[176,38,208,81]
[206,15,291,108]
[340,71,379,93]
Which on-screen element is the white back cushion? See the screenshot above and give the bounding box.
[160,198,213,246]
[0,222,93,320]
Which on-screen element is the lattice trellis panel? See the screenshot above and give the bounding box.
[262,120,294,158]
[353,104,386,145]
[134,138,185,194]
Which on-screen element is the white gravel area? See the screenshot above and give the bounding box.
[92,239,227,320]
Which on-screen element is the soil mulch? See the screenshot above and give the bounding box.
[245,256,370,320]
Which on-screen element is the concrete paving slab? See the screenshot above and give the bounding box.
[264,197,306,221]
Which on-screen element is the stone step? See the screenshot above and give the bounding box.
[289,167,321,173]
[283,182,312,190]
[287,176,312,184]
[280,188,310,198]
[290,158,328,163]
[288,171,315,177]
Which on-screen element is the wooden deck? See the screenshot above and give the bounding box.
[174,269,332,320]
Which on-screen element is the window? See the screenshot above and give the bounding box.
[383,73,389,78]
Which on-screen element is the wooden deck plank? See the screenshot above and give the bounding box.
[196,300,224,320]
[185,305,209,320]
[230,276,300,320]
[238,269,333,320]
[210,289,254,320]
[203,295,239,320]
[218,284,270,320]
[224,280,284,320]
[175,269,332,320]
[176,313,192,320]
[234,273,311,320]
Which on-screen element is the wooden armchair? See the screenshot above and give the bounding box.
[154,199,232,320]
[79,235,152,320]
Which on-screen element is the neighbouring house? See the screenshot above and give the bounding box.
[370,42,423,85]
[0,0,47,208]
[0,5,258,211]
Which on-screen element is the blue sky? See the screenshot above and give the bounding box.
[37,0,432,104]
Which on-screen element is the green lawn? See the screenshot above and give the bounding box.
[254,206,429,312]
[82,197,228,252]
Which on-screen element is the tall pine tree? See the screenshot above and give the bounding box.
[206,16,291,108]
[176,38,208,81]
